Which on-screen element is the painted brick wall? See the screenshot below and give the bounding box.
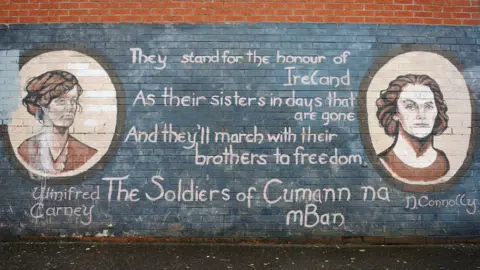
[0,1,479,242]
[0,23,479,240]
[0,0,479,25]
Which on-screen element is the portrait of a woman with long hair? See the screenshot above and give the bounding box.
[376,74,450,182]
[17,70,97,175]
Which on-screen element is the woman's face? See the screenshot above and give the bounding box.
[42,86,79,128]
[396,84,438,139]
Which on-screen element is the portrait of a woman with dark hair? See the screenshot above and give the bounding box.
[376,74,450,182]
[18,70,97,175]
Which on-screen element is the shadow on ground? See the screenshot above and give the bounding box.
[1,242,479,269]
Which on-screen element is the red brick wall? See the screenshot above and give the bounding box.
[0,0,479,25]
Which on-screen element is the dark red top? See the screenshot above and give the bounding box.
[378,148,450,182]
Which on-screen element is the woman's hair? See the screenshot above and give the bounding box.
[22,70,83,120]
[376,74,448,137]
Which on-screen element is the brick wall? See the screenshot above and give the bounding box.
[0,0,479,25]
[0,1,479,242]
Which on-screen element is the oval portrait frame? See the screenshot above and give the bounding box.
[2,44,126,184]
[358,45,475,193]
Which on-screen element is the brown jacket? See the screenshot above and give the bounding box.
[18,134,97,173]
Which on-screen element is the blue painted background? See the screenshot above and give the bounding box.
[0,23,479,238]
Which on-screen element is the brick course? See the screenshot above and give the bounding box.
[0,0,478,25]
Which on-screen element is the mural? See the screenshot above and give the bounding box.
[0,24,478,238]
[7,50,118,181]
[362,51,473,192]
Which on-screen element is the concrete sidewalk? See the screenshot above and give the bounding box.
[1,242,479,269]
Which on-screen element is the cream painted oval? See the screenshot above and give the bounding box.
[8,50,117,179]
[366,51,471,187]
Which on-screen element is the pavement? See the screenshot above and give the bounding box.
[1,242,480,269]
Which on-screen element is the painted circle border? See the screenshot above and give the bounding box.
[357,44,476,193]
[1,43,126,184]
